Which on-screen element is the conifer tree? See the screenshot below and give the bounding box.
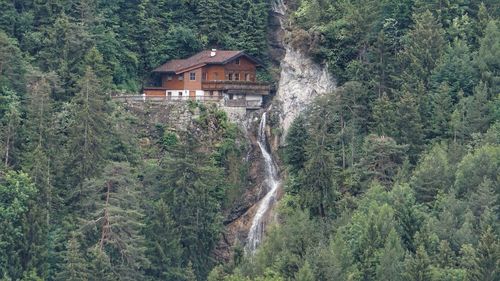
[375,229,404,281]
[87,247,113,281]
[476,227,500,281]
[160,135,224,278]
[144,199,184,280]
[0,88,21,168]
[65,66,110,195]
[285,115,308,175]
[400,10,445,90]
[295,261,314,281]
[404,246,431,281]
[56,235,88,281]
[410,143,452,203]
[80,162,148,280]
[476,20,500,90]
[431,38,478,95]
[359,134,406,187]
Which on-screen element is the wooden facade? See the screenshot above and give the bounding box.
[143,50,270,108]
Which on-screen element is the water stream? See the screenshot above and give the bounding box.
[246,112,280,253]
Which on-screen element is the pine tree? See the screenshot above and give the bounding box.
[404,246,431,281]
[56,235,88,281]
[160,135,224,279]
[430,38,478,95]
[375,229,404,281]
[393,92,424,161]
[79,162,148,280]
[399,10,445,90]
[372,93,396,137]
[144,199,184,280]
[359,134,406,188]
[295,261,314,281]
[476,227,500,281]
[0,88,21,168]
[459,244,481,281]
[0,31,26,94]
[476,20,500,90]
[410,143,452,203]
[285,115,308,175]
[65,66,110,196]
[429,83,453,139]
[88,247,113,281]
[0,171,38,280]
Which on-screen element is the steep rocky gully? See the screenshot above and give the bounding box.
[214,0,336,261]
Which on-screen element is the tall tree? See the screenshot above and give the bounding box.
[399,10,445,90]
[0,88,21,168]
[80,162,148,280]
[65,66,110,196]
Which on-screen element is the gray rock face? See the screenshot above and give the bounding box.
[275,46,336,138]
[270,0,336,140]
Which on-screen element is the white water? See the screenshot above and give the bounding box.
[246,112,280,253]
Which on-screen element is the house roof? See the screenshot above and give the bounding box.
[153,50,260,74]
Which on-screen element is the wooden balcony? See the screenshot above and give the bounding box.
[112,94,222,103]
[202,80,270,94]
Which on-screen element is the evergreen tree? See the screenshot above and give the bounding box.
[160,135,224,278]
[476,227,500,281]
[375,229,405,281]
[399,10,445,90]
[404,246,431,281]
[144,199,184,280]
[79,162,148,280]
[56,235,88,281]
[87,247,114,281]
[285,115,309,175]
[476,20,500,90]
[0,31,26,93]
[295,261,314,281]
[65,66,110,196]
[359,134,406,187]
[0,88,21,168]
[429,83,454,139]
[431,38,478,96]
[410,143,452,203]
[0,171,38,280]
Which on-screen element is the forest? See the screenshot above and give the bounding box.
[0,0,499,281]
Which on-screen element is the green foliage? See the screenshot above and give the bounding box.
[1,0,499,280]
[410,143,452,203]
[0,171,39,280]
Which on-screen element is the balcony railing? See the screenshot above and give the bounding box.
[202,81,270,93]
[225,99,262,109]
[112,94,222,103]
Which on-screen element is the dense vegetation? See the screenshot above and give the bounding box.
[212,0,500,281]
[0,0,267,280]
[1,0,499,281]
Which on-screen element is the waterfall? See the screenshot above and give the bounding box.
[246,112,280,253]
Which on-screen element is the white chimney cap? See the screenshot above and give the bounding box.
[210,49,217,57]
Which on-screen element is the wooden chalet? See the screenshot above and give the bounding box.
[143,49,270,108]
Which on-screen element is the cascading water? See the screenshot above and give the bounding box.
[246,112,280,253]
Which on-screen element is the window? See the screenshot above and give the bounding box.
[178,92,183,96]
[229,94,234,100]
[234,73,240,81]
[228,73,233,81]
[209,91,214,96]
[178,75,183,81]
[245,73,251,81]
[167,75,173,81]
[167,92,172,96]
[235,58,240,65]
[190,72,196,81]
